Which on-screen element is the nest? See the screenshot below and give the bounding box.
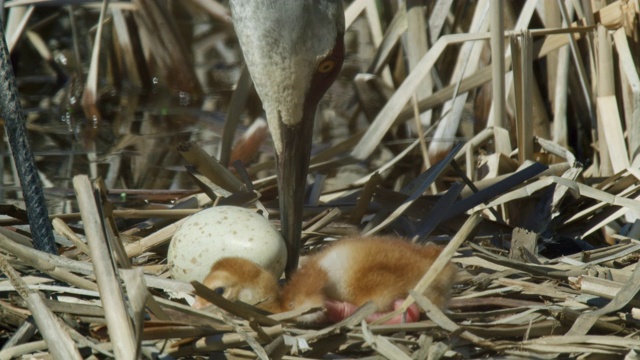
[0,0,639,358]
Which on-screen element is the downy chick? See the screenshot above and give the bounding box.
[194,236,457,323]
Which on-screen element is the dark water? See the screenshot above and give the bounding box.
[3,4,242,214]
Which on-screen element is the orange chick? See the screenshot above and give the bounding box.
[194,236,457,324]
[280,236,457,323]
[192,257,280,312]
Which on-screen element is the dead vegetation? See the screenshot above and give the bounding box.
[0,0,640,358]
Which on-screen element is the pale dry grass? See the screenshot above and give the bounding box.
[0,0,639,358]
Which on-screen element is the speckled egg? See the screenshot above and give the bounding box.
[168,206,286,283]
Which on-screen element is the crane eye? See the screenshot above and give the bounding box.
[317,59,336,74]
[214,287,225,295]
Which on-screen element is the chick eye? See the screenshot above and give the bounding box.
[317,59,336,74]
[214,287,225,295]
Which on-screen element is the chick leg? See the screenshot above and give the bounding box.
[324,299,420,324]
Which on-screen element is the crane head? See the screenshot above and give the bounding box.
[229,0,345,276]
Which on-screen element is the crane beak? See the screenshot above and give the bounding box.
[276,104,316,277]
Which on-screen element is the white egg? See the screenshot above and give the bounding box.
[168,206,287,283]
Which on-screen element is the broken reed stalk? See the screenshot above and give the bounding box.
[178,141,246,193]
[512,31,534,163]
[73,175,138,359]
[489,0,505,128]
